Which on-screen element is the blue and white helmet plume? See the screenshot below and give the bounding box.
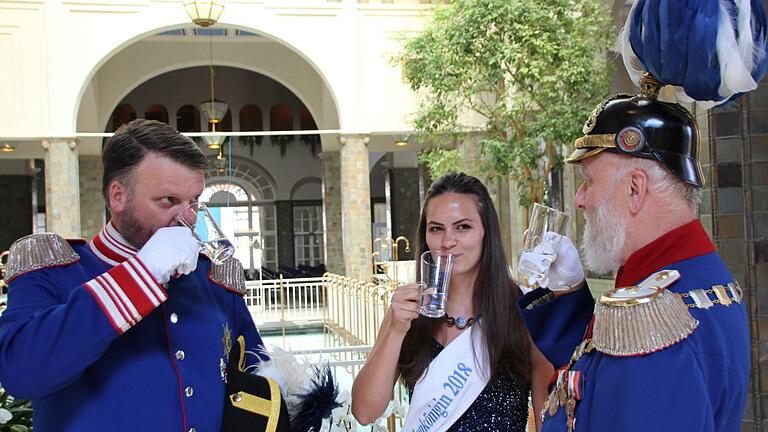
[618,0,768,107]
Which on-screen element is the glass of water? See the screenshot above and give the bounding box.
[177,202,235,265]
[418,251,453,318]
[517,203,570,290]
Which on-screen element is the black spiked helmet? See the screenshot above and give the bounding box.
[566,74,704,187]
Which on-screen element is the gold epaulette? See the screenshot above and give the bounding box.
[4,233,80,283]
[593,270,698,357]
[210,257,246,295]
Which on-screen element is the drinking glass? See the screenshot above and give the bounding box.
[177,202,235,265]
[418,251,453,318]
[517,203,570,290]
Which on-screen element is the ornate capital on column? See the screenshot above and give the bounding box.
[41,138,79,151]
[338,135,370,146]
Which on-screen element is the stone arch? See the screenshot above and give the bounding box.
[203,155,278,202]
[110,103,137,131]
[144,104,169,124]
[74,22,341,135]
[177,105,201,132]
[290,177,322,201]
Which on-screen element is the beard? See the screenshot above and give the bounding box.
[581,197,626,276]
[117,197,154,249]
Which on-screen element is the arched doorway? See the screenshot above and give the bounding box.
[203,156,278,279]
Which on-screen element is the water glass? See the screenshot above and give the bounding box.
[518,203,570,289]
[418,251,453,318]
[177,202,236,265]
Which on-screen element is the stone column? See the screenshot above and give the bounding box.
[382,157,393,241]
[79,155,104,239]
[418,163,430,210]
[507,178,528,280]
[486,178,515,264]
[340,135,372,281]
[321,152,344,274]
[43,138,81,238]
[456,136,482,178]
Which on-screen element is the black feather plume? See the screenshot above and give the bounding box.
[289,363,341,432]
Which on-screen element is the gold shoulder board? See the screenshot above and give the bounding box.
[4,233,80,283]
[210,257,246,295]
[593,270,698,356]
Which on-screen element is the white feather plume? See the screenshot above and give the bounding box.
[616,0,645,86]
[735,0,755,72]
[717,0,758,98]
[245,345,315,418]
[617,0,763,109]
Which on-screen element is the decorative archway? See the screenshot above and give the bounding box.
[202,156,279,276]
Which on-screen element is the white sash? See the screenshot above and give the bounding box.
[402,327,490,432]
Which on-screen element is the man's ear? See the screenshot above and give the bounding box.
[627,169,648,215]
[107,180,128,212]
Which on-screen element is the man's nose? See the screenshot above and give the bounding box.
[177,205,198,227]
[574,184,587,210]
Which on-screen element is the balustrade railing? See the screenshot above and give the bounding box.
[323,273,398,347]
[245,276,325,329]
[289,344,407,431]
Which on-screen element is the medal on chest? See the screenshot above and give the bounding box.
[541,338,593,431]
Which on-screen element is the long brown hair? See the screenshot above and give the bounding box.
[398,173,531,389]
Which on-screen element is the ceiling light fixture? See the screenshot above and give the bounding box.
[393,134,408,147]
[182,0,226,28]
[184,0,228,150]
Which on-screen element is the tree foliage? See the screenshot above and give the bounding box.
[396,0,613,206]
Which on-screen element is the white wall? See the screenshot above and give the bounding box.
[0,0,434,141]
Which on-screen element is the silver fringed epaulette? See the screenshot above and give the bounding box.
[4,233,80,282]
[593,270,698,357]
[209,257,246,295]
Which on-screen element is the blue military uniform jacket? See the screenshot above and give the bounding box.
[520,220,749,431]
[0,222,264,431]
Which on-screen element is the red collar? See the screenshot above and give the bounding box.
[614,220,715,287]
[89,221,138,266]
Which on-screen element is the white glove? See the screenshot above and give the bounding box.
[518,232,584,291]
[137,226,200,284]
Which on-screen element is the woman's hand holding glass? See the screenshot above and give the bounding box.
[386,284,422,335]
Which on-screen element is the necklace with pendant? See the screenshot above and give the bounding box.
[445,314,477,330]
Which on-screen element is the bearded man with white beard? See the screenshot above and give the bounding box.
[517,77,750,432]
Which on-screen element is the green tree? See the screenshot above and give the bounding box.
[396,0,613,207]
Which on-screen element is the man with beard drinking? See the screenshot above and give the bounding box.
[0,120,265,431]
[517,81,749,431]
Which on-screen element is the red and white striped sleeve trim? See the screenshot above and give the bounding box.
[84,257,167,334]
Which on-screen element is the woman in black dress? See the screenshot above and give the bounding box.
[352,173,552,431]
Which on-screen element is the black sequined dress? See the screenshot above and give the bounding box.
[408,340,530,432]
